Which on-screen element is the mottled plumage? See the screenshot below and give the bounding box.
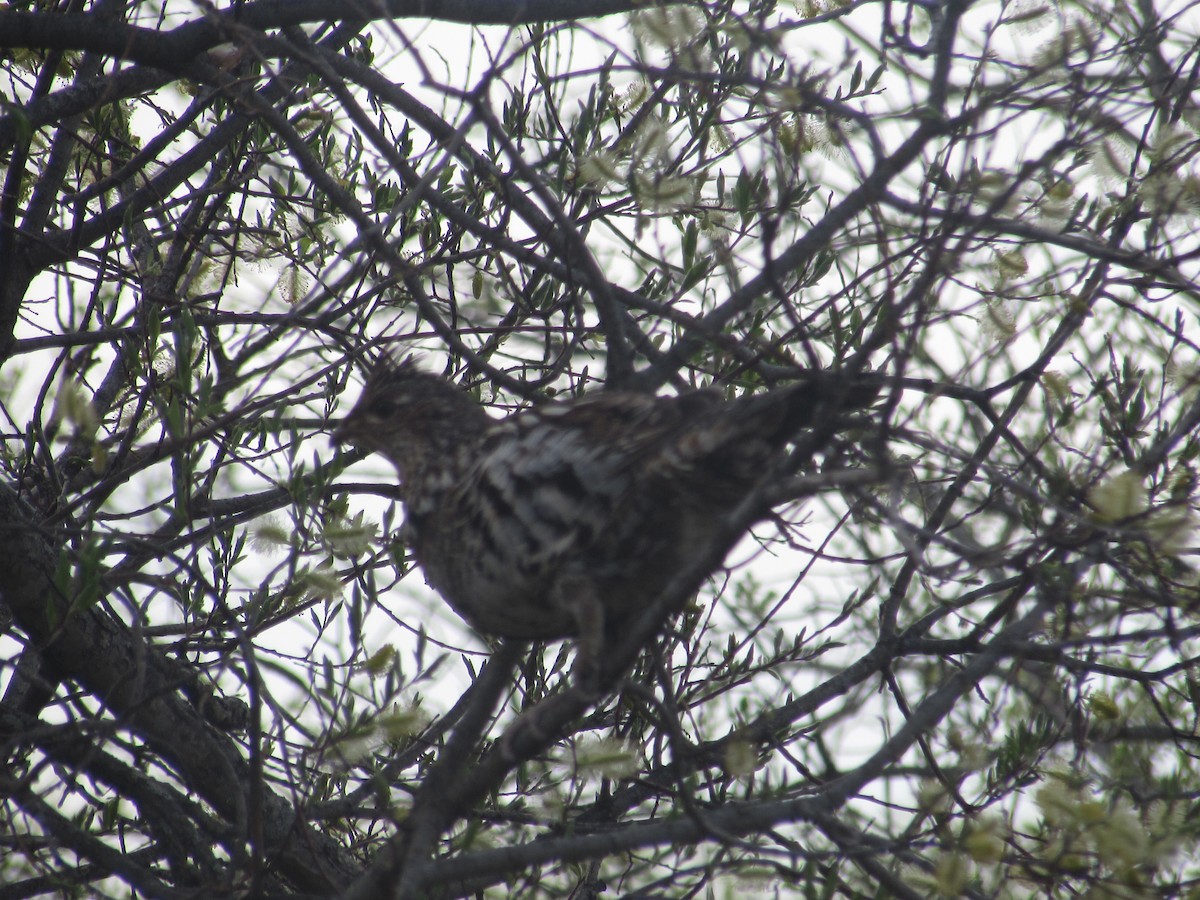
[333,358,877,645]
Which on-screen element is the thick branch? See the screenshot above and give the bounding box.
[0,483,359,891]
[0,1,650,68]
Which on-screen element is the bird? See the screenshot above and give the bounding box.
[332,357,878,666]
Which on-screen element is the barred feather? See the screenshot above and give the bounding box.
[333,360,878,640]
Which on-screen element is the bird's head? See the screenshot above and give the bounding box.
[332,357,490,470]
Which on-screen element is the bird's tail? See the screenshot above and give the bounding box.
[659,370,881,499]
[733,370,882,445]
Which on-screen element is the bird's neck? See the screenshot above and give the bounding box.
[389,419,486,507]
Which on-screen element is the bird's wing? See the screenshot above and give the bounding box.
[457,391,718,564]
[489,386,801,492]
[512,389,724,464]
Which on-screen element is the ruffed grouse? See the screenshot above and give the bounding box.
[333,358,877,652]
